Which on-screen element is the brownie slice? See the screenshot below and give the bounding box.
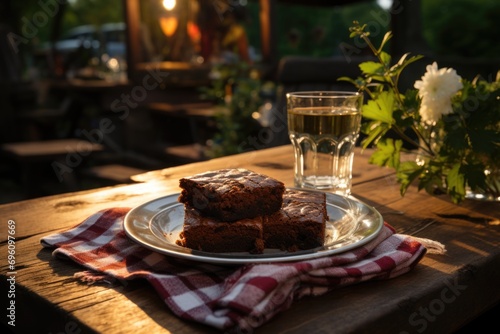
[178,168,285,222]
[176,189,328,254]
[177,206,265,253]
[264,189,328,251]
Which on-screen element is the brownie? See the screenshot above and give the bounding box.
[264,189,328,251]
[177,206,265,253]
[178,168,285,222]
[176,189,328,254]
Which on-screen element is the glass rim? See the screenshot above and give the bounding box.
[286,91,361,98]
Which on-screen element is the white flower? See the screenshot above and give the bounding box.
[414,62,463,123]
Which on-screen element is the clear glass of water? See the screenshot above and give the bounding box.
[286,91,363,196]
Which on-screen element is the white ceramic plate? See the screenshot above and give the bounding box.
[123,191,383,264]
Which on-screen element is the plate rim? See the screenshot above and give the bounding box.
[123,191,384,265]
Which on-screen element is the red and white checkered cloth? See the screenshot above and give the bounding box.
[41,207,430,333]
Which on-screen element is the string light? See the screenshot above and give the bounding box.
[162,0,176,11]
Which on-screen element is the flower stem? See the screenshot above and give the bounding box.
[411,124,435,156]
[359,32,405,111]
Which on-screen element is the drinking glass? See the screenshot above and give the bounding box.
[287,91,363,196]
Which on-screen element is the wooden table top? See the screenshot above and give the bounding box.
[147,102,219,119]
[1,145,499,333]
[1,139,105,162]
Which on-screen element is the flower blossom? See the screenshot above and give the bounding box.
[414,62,463,123]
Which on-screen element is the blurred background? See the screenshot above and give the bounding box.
[1,0,499,204]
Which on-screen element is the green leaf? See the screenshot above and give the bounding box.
[337,76,356,84]
[469,129,498,154]
[462,163,487,191]
[379,51,391,66]
[359,62,384,76]
[397,161,424,197]
[389,54,424,79]
[422,174,445,196]
[337,76,365,90]
[392,109,415,128]
[446,163,465,203]
[442,120,467,151]
[360,121,390,149]
[369,138,402,169]
[378,31,393,54]
[398,54,424,69]
[362,91,395,124]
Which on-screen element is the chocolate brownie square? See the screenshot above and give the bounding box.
[264,189,328,251]
[178,168,285,222]
[177,206,265,253]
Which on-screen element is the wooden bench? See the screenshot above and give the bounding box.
[146,102,218,159]
[84,164,148,184]
[0,139,105,196]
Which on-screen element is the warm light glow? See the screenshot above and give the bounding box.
[107,58,119,71]
[187,21,201,43]
[160,17,178,37]
[163,0,176,11]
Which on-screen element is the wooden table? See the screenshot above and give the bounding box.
[147,102,219,159]
[46,78,133,139]
[1,145,499,333]
[0,139,105,196]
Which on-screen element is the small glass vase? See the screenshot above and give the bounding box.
[465,167,500,202]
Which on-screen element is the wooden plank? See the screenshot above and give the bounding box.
[0,139,104,162]
[163,143,207,162]
[85,164,147,184]
[147,102,217,118]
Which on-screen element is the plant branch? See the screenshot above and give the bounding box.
[393,126,418,147]
[359,31,405,111]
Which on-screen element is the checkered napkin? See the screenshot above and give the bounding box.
[41,207,431,333]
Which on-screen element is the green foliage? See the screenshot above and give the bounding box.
[261,0,500,59]
[246,0,500,60]
[369,138,402,169]
[362,91,395,124]
[270,1,388,57]
[422,0,500,58]
[397,161,425,196]
[10,0,123,44]
[67,0,123,29]
[344,22,500,204]
[200,62,266,158]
